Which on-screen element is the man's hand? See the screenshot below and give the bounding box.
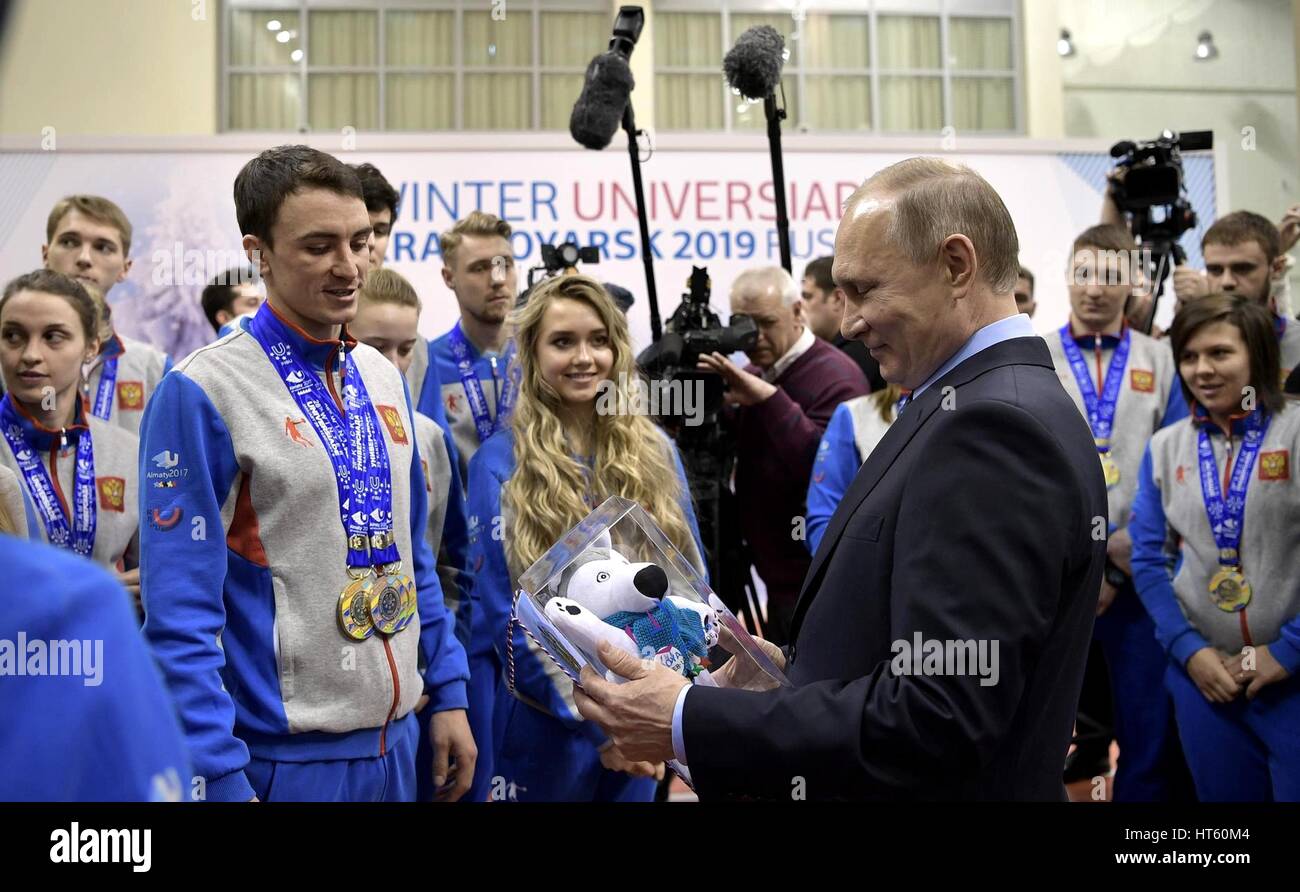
[697,352,778,407]
[1097,579,1118,617]
[1186,647,1242,703]
[1278,204,1300,255]
[1173,264,1208,305]
[574,641,687,764]
[1224,644,1292,700]
[1106,528,1132,576]
[597,741,664,780]
[117,567,141,611]
[713,626,786,691]
[429,708,477,802]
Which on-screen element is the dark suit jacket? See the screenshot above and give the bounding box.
[684,336,1108,800]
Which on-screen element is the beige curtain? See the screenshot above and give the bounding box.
[878,15,941,69]
[309,74,379,131]
[654,12,722,129]
[306,11,378,131]
[539,13,610,129]
[387,75,454,130]
[229,74,299,130]
[880,76,943,132]
[953,77,1015,131]
[948,17,1015,131]
[949,17,1012,71]
[802,13,870,131]
[806,75,870,131]
[229,9,300,67]
[386,10,454,67]
[384,10,455,131]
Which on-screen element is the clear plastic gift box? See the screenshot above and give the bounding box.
[511,496,789,784]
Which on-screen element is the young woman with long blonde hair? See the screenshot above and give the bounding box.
[463,273,705,802]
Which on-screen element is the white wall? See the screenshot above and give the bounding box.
[1058,0,1298,218]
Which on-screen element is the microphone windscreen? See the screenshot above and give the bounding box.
[569,51,635,151]
[723,25,785,100]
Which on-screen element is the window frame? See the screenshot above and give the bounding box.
[221,0,612,132]
[652,0,1022,135]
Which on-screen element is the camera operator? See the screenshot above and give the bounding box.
[696,266,869,644]
[1102,170,1300,350]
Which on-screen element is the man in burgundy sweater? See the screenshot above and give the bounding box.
[698,266,869,644]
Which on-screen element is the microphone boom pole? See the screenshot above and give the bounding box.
[765,90,792,274]
[622,98,662,342]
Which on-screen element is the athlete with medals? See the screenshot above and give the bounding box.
[137,146,473,802]
[1045,226,1191,800]
[0,271,140,599]
[1131,294,1300,801]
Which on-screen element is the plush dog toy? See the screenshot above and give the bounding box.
[543,536,718,681]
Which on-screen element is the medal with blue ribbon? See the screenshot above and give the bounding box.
[249,308,415,639]
[1060,325,1131,490]
[1,395,96,556]
[1197,410,1270,612]
[449,321,518,444]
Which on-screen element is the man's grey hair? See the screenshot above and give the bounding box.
[851,157,1020,293]
[731,265,800,307]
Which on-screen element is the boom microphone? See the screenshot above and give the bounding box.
[723,25,785,100]
[569,51,635,151]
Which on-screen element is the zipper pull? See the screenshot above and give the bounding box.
[59,428,68,453]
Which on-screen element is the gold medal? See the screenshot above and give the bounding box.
[369,565,416,635]
[1208,566,1252,612]
[1099,451,1121,489]
[338,571,376,640]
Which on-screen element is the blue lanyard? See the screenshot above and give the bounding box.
[1059,325,1131,450]
[90,355,118,420]
[448,321,518,443]
[1,396,96,556]
[1197,411,1270,568]
[248,309,398,570]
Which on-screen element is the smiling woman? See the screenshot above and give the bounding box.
[1130,293,1300,803]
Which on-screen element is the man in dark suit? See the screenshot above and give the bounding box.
[575,157,1108,800]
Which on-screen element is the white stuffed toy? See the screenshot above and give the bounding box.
[543,535,719,682]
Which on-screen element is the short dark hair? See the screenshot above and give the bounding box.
[1016,264,1034,293]
[0,269,100,342]
[1169,292,1284,415]
[803,256,834,294]
[1072,223,1137,255]
[234,145,364,248]
[201,268,259,331]
[1202,211,1280,262]
[350,162,400,222]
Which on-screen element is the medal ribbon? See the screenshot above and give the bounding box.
[1059,324,1131,453]
[0,395,96,556]
[449,321,518,443]
[249,308,398,570]
[1197,410,1270,570]
[90,355,118,420]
